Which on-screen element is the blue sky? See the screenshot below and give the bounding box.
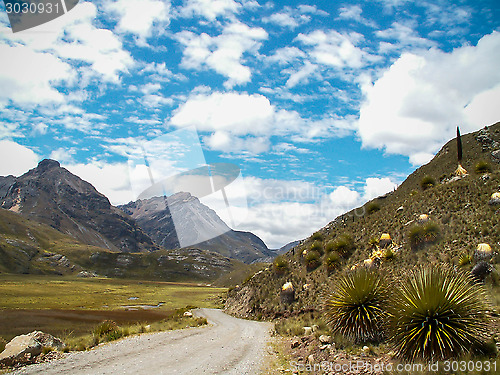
[0,0,499,247]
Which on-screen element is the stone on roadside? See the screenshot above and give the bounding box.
[318,335,332,344]
[0,331,64,367]
[183,311,193,317]
[303,327,312,335]
[291,339,300,349]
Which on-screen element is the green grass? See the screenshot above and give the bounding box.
[0,274,226,343]
[0,274,225,310]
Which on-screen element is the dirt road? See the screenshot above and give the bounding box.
[11,309,272,375]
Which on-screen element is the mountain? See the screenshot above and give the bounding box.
[0,159,158,253]
[225,122,500,319]
[0,206,246,281]
[120,193,273,263]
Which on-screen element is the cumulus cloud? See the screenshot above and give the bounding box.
[296,30,376,69]
[0,1,133,109]
[104,0,170,39]
[0,140,39,176]
[179,0,241,21]
[175,22,267,88]
[170,91,355,153]
[357,31,500,165]
[262,6,312,29]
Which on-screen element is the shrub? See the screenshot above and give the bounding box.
[382,247,395,260]
[304,250,321,270]
[323,268,390,343]
[311,231,323,241]
[408,222,440,249]
[475,160,492,174]
[420,175,436,190]
[94,320,119,337]
[325,251,341,272]
[273,255,288,275]
[390,266,490,361]
[366,201,381,214]
[310,240,323,255]
[332,234,355,258]
[325,241,335,253]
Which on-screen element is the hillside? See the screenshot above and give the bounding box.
[225,122,500,319]
[0,207,246,282]
[120,193,273,263]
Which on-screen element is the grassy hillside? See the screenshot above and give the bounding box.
[0,208,249,282]
[225,122,500,319]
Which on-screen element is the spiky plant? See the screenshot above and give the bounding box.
[390,266,490,362]
[310,240,323,255]
[323,267,390,343]
[420,175,436,190]
[311,231,323,241]
[332,233,355,258]
[304,250,321,270]
[325,251,341,272]
[273,255,288,275]
[458,252,472,267]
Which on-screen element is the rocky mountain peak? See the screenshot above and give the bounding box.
[36,159,60,173]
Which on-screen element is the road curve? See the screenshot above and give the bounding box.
[10,309,272,375]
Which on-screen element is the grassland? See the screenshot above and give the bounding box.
[0,274,226,345]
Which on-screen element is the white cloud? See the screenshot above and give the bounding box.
[285,61,319,88]
[296,30,375,69]
[0,44,74,107]
[179,0,241,21]
[329,185,360,209]
[32,123,48,136]
[357,31,500,165]
[175,22,267,88]
[0,140,39,176]
[170,91,355,153]
[363,177,397,200]
[262,6,311,29]
[105,0,170,39]
[0,1,134,109]
[268,47,306,65]
[376,22,436,53]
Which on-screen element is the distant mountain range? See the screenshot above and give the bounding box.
[0,159,277,276]
[120,194,273,263]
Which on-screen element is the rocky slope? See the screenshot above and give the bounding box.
[0,207,244,281]
[225,122,500,319]
[0,160,158,253]
[120,193,273,263]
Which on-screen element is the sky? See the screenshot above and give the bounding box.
[0,0,499,248]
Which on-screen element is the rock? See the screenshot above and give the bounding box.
[303,327,312,335]
[311,324,319,332]
[492,150,500,163]
[291,339,300,349]
[183,311,193,317]
[489,192,500,206]
[417,214,429,224]
[319,344,330,350]
[396,206,404,212]
[307,354,315,364]
[319,335,332,344]
[0,331,64,367]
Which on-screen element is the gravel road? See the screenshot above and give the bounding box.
[10,309,272,375]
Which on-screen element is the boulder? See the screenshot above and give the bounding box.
[0,331,64,367]
[183,311,193,317]
[489,192,500,206]
[303,327,312,336]
[319,335,332,344]
[492,149,500,163]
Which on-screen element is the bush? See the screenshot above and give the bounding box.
[325,251,341,272]
[420,175,436,190]
[331,234,355,258]
[311,231,323,241]
[93,320,119,337]
[323,268,390,343]
[408,221,440,249]
[310,240,323,255]
[304,250,321,271]
[475,160,492,174]
[366,201,381,214]
[273,256,288,274]
[390,266,490,361]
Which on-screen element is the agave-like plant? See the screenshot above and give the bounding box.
[390,266,490,361]
[323,267,390,343]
